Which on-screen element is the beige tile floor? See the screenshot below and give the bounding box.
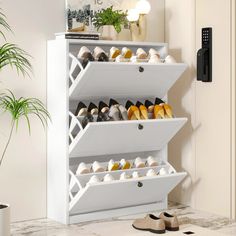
[11,203,236,236]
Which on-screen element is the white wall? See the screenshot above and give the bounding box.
[165,0,196,207]
[119,0,165,42]
[0,0,164,222]
[0,0,65,222]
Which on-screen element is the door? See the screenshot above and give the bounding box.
[165,0,236,219]
[195,0,235,218]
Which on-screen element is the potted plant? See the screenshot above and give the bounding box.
[93,6,127,40]
[0,10,50,236]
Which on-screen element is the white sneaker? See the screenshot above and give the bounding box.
[87,175,101,185]
[134,157,145,168]
[76,162,90,175]
[132,171,141,178]
[146,169,157,177]
[103,174,115,182]
[146,156,158,167]
[91,161,105,173]
[120,172,131,180]
[159,168,168,176]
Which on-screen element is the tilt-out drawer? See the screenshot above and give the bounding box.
[69,61,187,101]
[69,172,186,215]
[69,118,187,158]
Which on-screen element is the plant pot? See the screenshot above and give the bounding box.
[0,204,10,236]
[101,25,118,40]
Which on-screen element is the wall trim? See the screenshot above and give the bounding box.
[230,0,236,220]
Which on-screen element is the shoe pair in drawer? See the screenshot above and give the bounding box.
[110,47,176,64]
[112,47,177,64]
[75,99,127,128]
[86,167,171,185]
[76,156,159,175]
[78,46,109,68]
[76,159,131,175]
[78,45,177,67]
[75,98,174,128]
[127,98,173,120]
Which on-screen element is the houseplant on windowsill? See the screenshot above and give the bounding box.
[93,6,127,40]
[0,10,50,236]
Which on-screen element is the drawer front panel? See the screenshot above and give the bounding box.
[69,172,186,215]
[70,62,187,101]
[69,118,187,158]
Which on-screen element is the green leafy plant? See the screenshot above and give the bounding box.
[0,43,32,76]
[0,10,11,39]
[0,91,50,166]
[93,6,127,33]
[0,11,31,76]
[0,9,50,168]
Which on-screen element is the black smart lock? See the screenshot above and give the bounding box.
[197,27,212,82]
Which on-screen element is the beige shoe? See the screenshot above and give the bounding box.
[159,212,179,231]
[132,214,166,234]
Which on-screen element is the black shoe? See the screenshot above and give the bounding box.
[136,101,143,108]
[99,101,109,113]
[94,47,109,62]
[81,54,95,68]
[126,100,141,120]
[136,101,148,120]
[109,99,128,121]
[109,98,119,108]
[155,97,165,105]
[78,46,95,68]
[145,100,154,113]
[75,102,87,116]
[81,113,94,128]
[97,112,113,122]
[97,101,113,122]
[97,52,109,62]
[109,99,121,121]
[125,100,134,110]
[88,103,98,115]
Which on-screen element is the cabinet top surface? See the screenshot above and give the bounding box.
[49,39,168,48]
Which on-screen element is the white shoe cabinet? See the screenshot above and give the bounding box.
[47,39,188,224]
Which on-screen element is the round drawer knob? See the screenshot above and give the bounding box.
[139,66,144,73]
[137,182,143,188]
[138,124,144,130]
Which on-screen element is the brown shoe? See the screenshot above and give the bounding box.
[132,214,166,234]
[159,212,179,231]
